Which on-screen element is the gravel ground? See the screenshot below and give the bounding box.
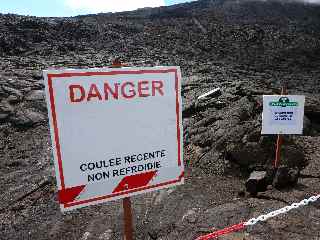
[1,0,320,239]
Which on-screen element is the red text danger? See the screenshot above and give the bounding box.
[69,80,164,103]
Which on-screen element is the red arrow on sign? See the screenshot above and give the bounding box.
[113,171,157,193]
[58,185,86,204]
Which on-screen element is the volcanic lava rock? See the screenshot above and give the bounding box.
[197,149,224,175]
[183,101,196,118]
[273,166,300,189]
[0,100,14,119]
[1,85,22,98]
[0,1,320,239]
[201,202,250,229]
[226,142,269,167]
[245,171,268,196]
[10,109,45,127]
[25,90,45,101]
[182,209,198,224]
[279,144,306,169]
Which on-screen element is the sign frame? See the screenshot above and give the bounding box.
[43,66,184,211]
[261,95,305,135]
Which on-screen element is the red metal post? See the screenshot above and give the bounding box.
[273,85,287,168]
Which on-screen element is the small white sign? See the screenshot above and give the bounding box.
[43,67,184,212]
[262,95,305,135]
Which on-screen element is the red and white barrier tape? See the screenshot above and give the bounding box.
[195,194,320,240]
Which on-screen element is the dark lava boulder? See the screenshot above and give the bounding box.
[273,166,300,189]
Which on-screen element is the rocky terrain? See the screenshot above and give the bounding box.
[1,0,320,239]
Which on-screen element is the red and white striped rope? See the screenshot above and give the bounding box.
[195,194,320,240]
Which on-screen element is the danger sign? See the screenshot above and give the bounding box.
[43,67,184,211]
[261,95,305,134]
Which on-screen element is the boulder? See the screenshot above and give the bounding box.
[245,171,268,196]
[279,145,306,169]
[235,97,255,121]
[32,71,43,80]
[25,90,45,101]
[7,95,20,103]
[182,101,196,118]
[182,209,198,224]
[303,115,312,135]
[10,109,45,127]
[197,149,224,175]
[0,113,9,120]
[0,100,14,114]
[226,142,269,167]
[1,85,22,98]
[272,166,299,189]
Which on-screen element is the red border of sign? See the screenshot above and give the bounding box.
[47,68,183,209]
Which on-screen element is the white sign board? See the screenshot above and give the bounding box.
[43,67,184,211]
[261,95,305,135]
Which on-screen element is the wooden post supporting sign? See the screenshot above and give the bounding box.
[111,59,134,240]
[123,197,134,240]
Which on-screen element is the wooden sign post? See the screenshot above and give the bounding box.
[123,196,134,240]
[111,59,134,240]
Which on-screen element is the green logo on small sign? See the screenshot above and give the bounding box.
[269,97,298,107]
